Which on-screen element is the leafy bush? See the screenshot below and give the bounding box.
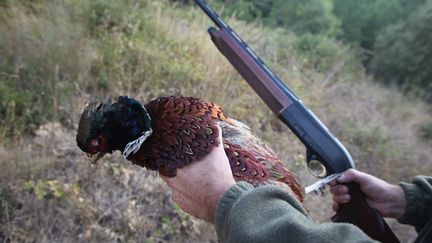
[219,0,340,37]
[333,0,427,49]
[292,33,345,72]
[266,0,340,36]
[372,1,432,98]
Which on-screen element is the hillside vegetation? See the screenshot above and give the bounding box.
[0,0,431,242]
[218,0,432,100]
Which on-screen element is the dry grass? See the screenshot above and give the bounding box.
[0,0,431,242]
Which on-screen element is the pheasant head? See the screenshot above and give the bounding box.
[76,96,152,164]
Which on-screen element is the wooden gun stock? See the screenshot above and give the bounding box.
[195,0,400,242]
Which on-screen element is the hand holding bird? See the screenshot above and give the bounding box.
[162,126,236,222]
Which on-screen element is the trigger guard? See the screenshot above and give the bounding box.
[306,149,328,178]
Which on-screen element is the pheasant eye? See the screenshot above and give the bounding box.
[90,135,108,152]
[91,138,99,147]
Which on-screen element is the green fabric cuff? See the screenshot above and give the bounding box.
[214,182,254,239]
[398,176,432,230]
[214,181,375,243]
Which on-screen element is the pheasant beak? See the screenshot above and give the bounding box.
[87,152,107,166]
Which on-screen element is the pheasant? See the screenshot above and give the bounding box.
[76,96,305,202]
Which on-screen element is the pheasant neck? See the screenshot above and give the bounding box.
[122,128,153,159]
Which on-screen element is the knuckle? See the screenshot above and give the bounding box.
[345,169,355,178]
[338,186,348,193]
[330,186,337,194]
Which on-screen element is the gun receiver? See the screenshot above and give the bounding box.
[195,0,399,242]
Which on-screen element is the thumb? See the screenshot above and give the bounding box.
[215,125,223,144]
[337,169,371,185]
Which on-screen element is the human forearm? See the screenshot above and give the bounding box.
[377,184,406,219]
[216,182,377,243]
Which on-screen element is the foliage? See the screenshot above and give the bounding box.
[218,0,272,21]
[419,122,432,141]
[333,0,405,49]
[0,81,34,138]
[217,0,263,22]
[266,0,340,36]
[292,33,345,72]
[0,2,91,137]
[372,1,432,98]
[219,0,340,36]
[0,188,18,224]
[0,0,199,137]
[215,0,432,99]
[23,179,66,200]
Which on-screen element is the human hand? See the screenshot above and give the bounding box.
[330,169,406,219]
[162,126,236,223]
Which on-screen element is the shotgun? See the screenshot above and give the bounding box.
[194,0,399,242]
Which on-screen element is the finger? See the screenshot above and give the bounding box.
[336,169,356,183]
[337,169,374,185]
[329,185,349,195]
[333,194,351,204]
[329,180,338,186]
[332,202,340,212]
[215,125,223,146]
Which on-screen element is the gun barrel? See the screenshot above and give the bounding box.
[195,0,226,29]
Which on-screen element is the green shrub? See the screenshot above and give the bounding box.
[372,1,432,98]
[79,0,150,36]
[419,122,432,141]
[219,0,340,37]
[293,33,345,72]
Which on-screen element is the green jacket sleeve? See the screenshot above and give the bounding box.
[398,176,432,232]
[215,182,377,243]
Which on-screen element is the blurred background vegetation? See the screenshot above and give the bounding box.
[0,0,431,242]
[216,0,432,100]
